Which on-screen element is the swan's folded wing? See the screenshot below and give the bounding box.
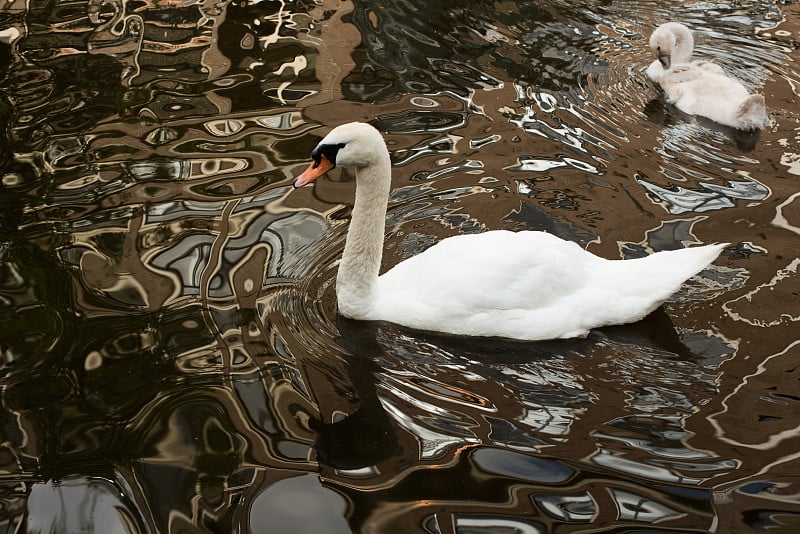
[371,231,600,338]
[692,60,725,75]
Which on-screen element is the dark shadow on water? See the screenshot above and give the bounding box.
[309,307,688,468]
[310,318,398,470]
[601,307,694,359]
[373,306,693,364]
[643,97,762,152]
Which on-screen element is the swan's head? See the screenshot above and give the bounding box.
[294,122,388,188]
[649,22,694,70]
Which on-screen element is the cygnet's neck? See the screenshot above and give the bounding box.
[336,153,392,319]
[671,27,694,65]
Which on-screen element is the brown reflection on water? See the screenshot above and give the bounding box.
[1,0,800,532]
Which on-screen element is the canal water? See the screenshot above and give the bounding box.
[1,0,799,532]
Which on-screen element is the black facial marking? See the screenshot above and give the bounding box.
[311,142,346,169]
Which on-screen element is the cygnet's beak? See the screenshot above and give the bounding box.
[294,153,334,188]
[657,51,671,69]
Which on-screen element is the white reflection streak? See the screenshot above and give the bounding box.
[722,258,800,327]
[772,191,800,236]
[380,379,468,419]
[382,372,497,412]
[591,450,702,484]
[276,55,308,104]
[379,398,479,459]
[519,405,573,437]
[258,0,287,47]
[455,517,544,533]
[779,152,800,175]
[707,339,800,449]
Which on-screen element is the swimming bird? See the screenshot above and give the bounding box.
[646,22,768,130]
[294,122,726,341]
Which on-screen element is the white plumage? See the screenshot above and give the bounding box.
[646,22,768,130]
[295,122,726,341]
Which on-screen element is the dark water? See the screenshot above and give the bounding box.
[1,0,799,532]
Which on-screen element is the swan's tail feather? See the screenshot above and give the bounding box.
[580,243,727,332]
[736,94,768,130]
[655,243,728,284]
[600,243,728,305]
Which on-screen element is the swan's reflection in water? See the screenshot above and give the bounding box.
[301,314,729,531]
[18,306,728,532]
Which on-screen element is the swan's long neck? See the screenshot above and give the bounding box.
[336,153,392,319]
[672,28,694,65]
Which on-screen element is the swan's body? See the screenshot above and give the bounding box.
[294,122,726,341]
[646,22,768,130]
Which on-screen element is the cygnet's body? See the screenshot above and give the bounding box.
[294,122,727,341]
[646,22,768,130]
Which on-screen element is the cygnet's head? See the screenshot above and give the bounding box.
[294,122,388,187]
[649,22,694,70]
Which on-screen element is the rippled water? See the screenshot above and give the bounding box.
[1,0,799,532]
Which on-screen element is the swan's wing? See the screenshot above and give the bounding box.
[663,84,686,106]
[668,63,706,82]
[667,70,755,125]
[379,230,590,303]
[373,231,599,334]
[692,60,725,75]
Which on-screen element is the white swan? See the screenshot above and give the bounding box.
[646,22,768,130]
[294,122,726,341]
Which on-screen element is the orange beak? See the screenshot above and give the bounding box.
[294,153,334,188]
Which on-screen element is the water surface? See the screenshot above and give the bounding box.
[1,0,800,532]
